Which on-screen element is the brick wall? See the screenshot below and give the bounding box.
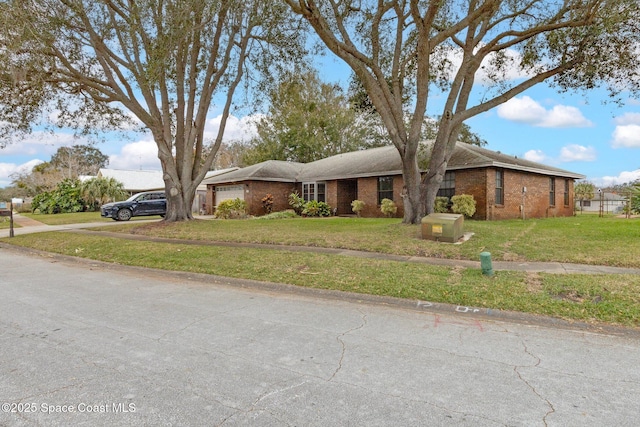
[326,180,339,212]
[481,169,574,220]
[247,181,298,216]
[455,169,488,219]
[354,176,403,218]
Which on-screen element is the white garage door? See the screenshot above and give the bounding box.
[215,185,245,207]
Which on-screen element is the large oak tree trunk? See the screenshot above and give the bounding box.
[163,181,195,221]
[401,151,424,224]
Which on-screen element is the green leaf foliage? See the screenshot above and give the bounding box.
[81,177,127,211]
[288,192,306,215]
[243,69,384,165]
[302,200,332,217]
[32,179,84,214]
[351,200,365,217]
[380,198,397,217]
[434,197,450,213]
[451,195,476,218]
[214,198,248,219]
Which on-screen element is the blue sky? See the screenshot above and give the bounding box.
[1,56,639,189]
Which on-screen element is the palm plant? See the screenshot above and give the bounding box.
[81,177,127,211]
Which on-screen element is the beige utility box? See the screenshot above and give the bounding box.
[421,213,464,243]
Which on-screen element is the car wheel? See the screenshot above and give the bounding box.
[117,208,133,221]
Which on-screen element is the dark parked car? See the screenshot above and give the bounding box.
[101,191,166,221]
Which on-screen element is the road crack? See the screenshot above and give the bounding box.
[328,311,367,382]
[514,340,555,426]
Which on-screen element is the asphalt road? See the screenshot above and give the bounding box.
[1,247,639,426]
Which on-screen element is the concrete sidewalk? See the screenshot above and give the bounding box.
[3,213,640,275]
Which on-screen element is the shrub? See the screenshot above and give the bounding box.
[214,198,248,219]
[451,194,476,218]
[302,200,332,217]
[351,200,365,217]
[288,192,305,215]
[256,209,298,220]
[380,198,397,217]
[32,179,84,214]
[434,197,450,213]
[81,177,127,211]
[261,193,274,214]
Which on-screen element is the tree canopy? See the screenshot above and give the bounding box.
[50,145,109,179]
[285,0,640,223]
[574,181,595,212]
[0,0,302,221]
[243,69,385,165]
[11,144,109,196]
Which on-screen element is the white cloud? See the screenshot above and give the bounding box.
[0,132,79,156]
[593,169,640,187]
[204,114,259,143]
[0,159,44,187]
[497,96,593,128]
[445,45,532,85]
[108,139,161,171]
[103,113,259,172]
[523,145,596,165]
[559,145,597,162]
[611,124,640,148]
[614,112,640,125]
[523,149,547,163]
[497,96,547,124]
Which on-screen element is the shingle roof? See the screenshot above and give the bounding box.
[202,160,304,184]
[447,144,585,179]
[204,142,585,185]
[299,146,401,181]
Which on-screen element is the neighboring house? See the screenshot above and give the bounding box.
[97,169,165,194]
[576,192,627,214]
[204,142,585,220]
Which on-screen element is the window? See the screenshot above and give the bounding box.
[316,182,326,203]
[377,176,394,204]
[564,179,570,206]
[549,178,556,206]
[437,171,455,199]
[495,170,504,205]
[302,182,326,202]
[303,183,312,202]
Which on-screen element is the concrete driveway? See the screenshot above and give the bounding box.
[1,247,639,426]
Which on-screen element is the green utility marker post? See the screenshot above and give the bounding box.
[480,251,494,276]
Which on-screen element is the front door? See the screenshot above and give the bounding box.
[337,180,358,215]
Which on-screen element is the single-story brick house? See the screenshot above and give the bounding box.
[203,142,585,220]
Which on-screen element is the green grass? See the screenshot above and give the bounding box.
[95,214,640,268]
[22,211,109,225]
[3,213,640,327]
[21,211,157,225]
[0,217,17,229]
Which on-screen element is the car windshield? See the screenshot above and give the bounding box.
[126,193,144,202]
